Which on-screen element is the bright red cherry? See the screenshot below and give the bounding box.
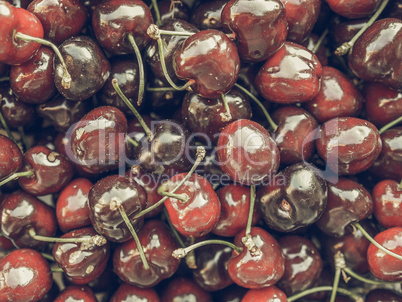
[372,179,402,228]
[110,284,160,302]
[241,286,287,302]
[160,277,212,302]
[325,0,382,19]
[54,285,97,302]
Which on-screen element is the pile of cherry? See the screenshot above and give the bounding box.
[0,0,402,301]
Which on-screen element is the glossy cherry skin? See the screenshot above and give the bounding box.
[365,288,402,302]
[173,29,240,99]
[213,183,260,237]
[303,66,364,124]
[69,106,127,174]
[190,0,226,31]
[92,0,153,55]
[110,284,160,302]
[372,179,402,228]
[217,119,280,186]
[348,18,402,90]
[27,0,88,45]
[257,162,328,233]
[367,227,402,281]
[325,0,381,19]
[18,145,74,196]
[9,46,56,104]
[330,17,367,48]
[228,227,285,289]
[54,285,97,302]
[156,0,190,24]
[316,117,382,175]
[56,178,92,233]
[54,35,111,101]
[113,219,180,288]
[0,133,23,179]
[182,87,252,144]
[164,173,221,237]
[52,227,110,285]
[88,174,147,243]
[363,81,402,128]
[272,106,318,165]
[241,286,287,302]
[0,248,53,302]
[255,42,322,104]
[161,277,212,302]
[221,0,287,62]
[0,1,44,65]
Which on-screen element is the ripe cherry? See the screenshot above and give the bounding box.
[0,133,23,180]
[372,179,402,228]
[241,286,287,302]
[190,0,226,31]
[54,285,97,302]
[110,284,160,302]
[160,277,212,302]
[325,0,382,19]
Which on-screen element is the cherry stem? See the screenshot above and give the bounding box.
[335,0,390,56]
[147,24,195,91]
[51,267,64,273]
[133,146,206,219]
[157,29,195,37]
[234,83,278,131]
[220,93,232,122]
[379,115,402,134]
[287,286,364,302]
[15,32,72,89]
[111,78,153,141]
[342,265,400,285]
[17,126,28,152]
[185,237,197,269]
[245,185,256,236]
[0,109,18,146]
[398,179,402,191]
[157,183,189,202]
[126,33,145,106]
[163,207,186,248]
[312,28,329,54]
[0,76,10,82]
[353,221,402,261]
[28,228,107,247]
[146,85,178,92]
[111,198,150,270]
[150,0,162,27]
[0,170,34,187]
[40,253,55,262]
[172,239,242,259]
[125,135,139,148]
[330,251,343,302]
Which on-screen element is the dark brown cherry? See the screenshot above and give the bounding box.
[372,179,402,228]
[190,0,227,31]
[0,133,23,179]
[54,285,97,302]
[257,162,328,233]
[0,248,53,302]
[325,0,382,19]
[110,284,160,302]
[217,119,280,186]
[156,0,191,24]
[160,276,212,302]
[113,219,180,288]
[221,0,287,62]
[241,286,287,302]
[329,17,367,48]
[255,42,322,104]
[365,288,402,302]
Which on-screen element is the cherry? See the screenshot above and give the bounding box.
[365,288,402,302]
[156,0,191,25]
[303,66,364,124]
[325,0,382,19]
[217,119,280,186]
[190,0,226,31]
[110,283,160,302]
[372,179,402,228]
[0,248,53,301]
[160,276,212,302]
[315,117,382,175]
[54,285,97,302]
[227,226,285,289]
[329,17,367,48]
[52,227,110,285]
[172,29,240,99]
[113,219,180,288]
[55,178,92,233]
[255,42,322,104]
[212,284,248,301]
[241,286,287,302]
[88,174,147,243]
[221,0,287,62]
[257,162,328,233]
[0,133,23,180]
[367,226,402,281]
[27,0,88,45]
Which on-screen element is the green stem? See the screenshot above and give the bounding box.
[125,135,139,148]
[172,239,242,259]
[157,29,194,37]
[0,77,10,82]
[330,252,342,302]
[245,185,256,236]
[0,170,33,187]
[29,228,107,246]
[312,28,329,54]
[287,286,363,302]
[40,253,55,262]
[163,208,186,248]
[146,85,178,92]
[220,93,232,122]
[127,33,145,106]
[379,115,402,134]
[343,266,401,285]
[151,0,162,26]
[157,183,189,202]
[0,110,18,146]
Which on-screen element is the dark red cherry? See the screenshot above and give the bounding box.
[348,18,402,90]
[27,0,88,45]
[88,174,147,243]
[0,248,53,302]
[367,227,402,281]
[164,173,221,237]
[68,106,127,174]
[18,145,74,196]
[92,0,153,55]
[325,0,382,19]
[330,17,367,47]
[0,133,23,179]
[228,227,285,289]
[221,0,287,62]
[54,285,97,302]
[363,81,402,128]
[156,0,191,24]
[303,66,364,124]
[241,286,287,302]
[52,227,110,285]
[213,183,260,238]
[257,162,328,233]
[372,179,402,228]
[0,190,58,248]
[181,87,252,144]
[217,119,280,186]
[190,0,227,31]
[316,177,373,237]
[9,46,56,104]
[365,288,402,302]
[272,106,318,165]
[56,178,92,233]
[113,219,180,288]
[54,35,111,101]
[110,284,160,302]
[0,1,44,65]
[255,42,322,104]
[302,33,329,66]
[316,117,382,175]
[173,29,240,99]
[161,277,212,302]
